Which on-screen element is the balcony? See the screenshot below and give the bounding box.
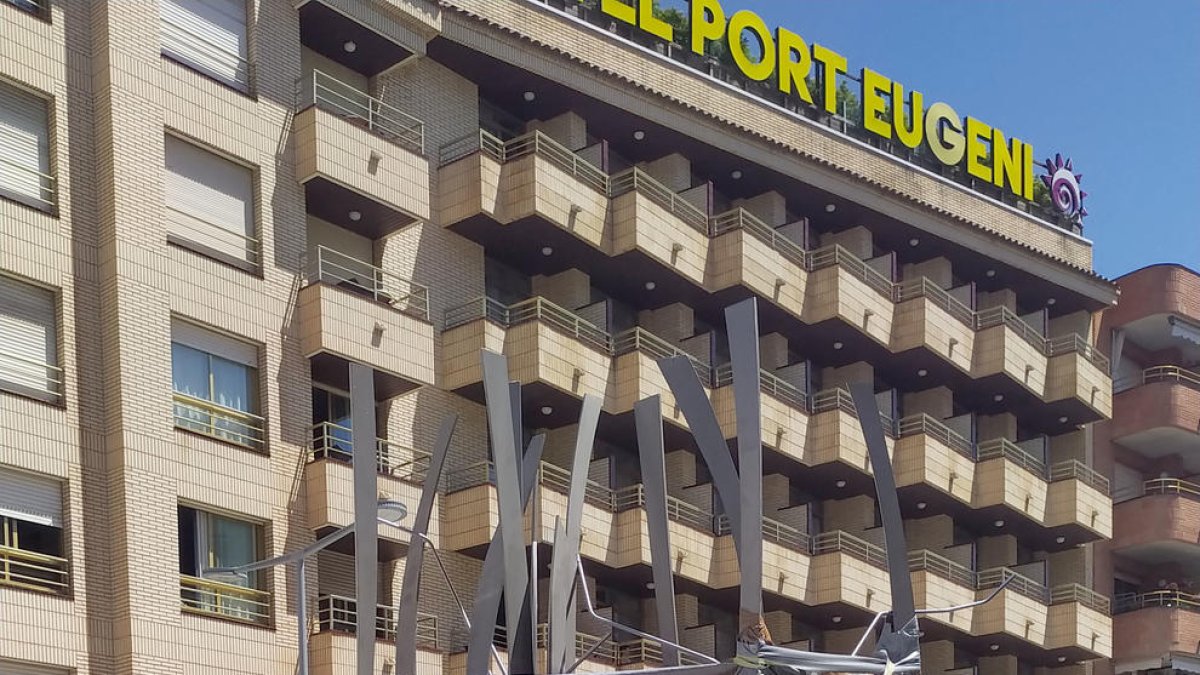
[1113,479,1200,559]
[908,550,976,634]
[311,594,441,675]
[179,574,271,626]
[608,328,710,433]
[707,208,808,320]
[173,391,265,451]
[972,307,1048,398]
[1046,585,1112,659]
[1045,335,1112,421]
[1112,367,1200,460]
[710,364,808,460]
[305,422,433,548]
[973,439,1048,525]
[971,568,1049,647]
[297,247,434,392]
[804,245,895,347]
[1114,592,1200,665]
[441,297,612,399]
[610,168,710,288]
[808,531,892,613]
[893,414,976,506]
[0,545,69,595]
[891,279,976,374]
[295,71,429,236]
[805,389,895,478]
[438,130,611,249]
[1045,461,1111,540]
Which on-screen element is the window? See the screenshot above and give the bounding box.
[164,134,257,267]
[0,79,53,210]
[160,0,250,91]
[0,274,60,402]
[171,319,263,449]
[178,505,269,624]
[0,466,67,594]
[311,385,352,460]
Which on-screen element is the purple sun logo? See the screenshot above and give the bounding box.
[1041,153,1087,221]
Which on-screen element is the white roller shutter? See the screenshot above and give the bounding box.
[160,0,250,90]
[0,274,58,399]
[164,135,255,263]
[0,662,69,675]
[0,466,63,528]
[0,81,51,208]
[171,318,257,367]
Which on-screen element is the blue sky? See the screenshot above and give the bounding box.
[661,1,1200,278]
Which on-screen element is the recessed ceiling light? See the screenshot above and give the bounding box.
[835,480,846,488]
[833,341,844,350]
[1057,657,1067,663]
[1058,416,1069,424]
[523,91,536,102]
[540,406,553,415]
[633,130,646,140]
[824,203,837,213]
[1047,298,1057,306]
[541,246,553,256]
[989,644,999,652]
[917,369,928,377]
[916,501,927,510]
[831,615,842,624]
[343,41,357,53]
[731,170,743,180]
[646,582,656,590]
[994,519,1005,528]
[1055,536,1066,544]
[993,394,1004,402]
[908,238,920,247]
[985,269,996,278]
[645,281,656,290]
[348,210,362,221]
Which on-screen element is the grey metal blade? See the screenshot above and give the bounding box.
[349,362,378,675]
[635,395,680,666]
[396,413,457,672]
[725,298,763,620]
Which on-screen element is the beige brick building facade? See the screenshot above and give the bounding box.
[0,1,1118,674]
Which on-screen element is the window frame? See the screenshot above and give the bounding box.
[177,503,271,626]
[159,0,255,95]
[170,318,265,451]
[0,76,56,214]
[0,272,62,405]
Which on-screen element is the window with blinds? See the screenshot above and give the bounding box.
[0,79,53,210]
[164,134,257,267]
[160,0,251,91]
[0,465,67,594]
[0,274,60,403]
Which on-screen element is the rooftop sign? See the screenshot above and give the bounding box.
[599,0,1039,204]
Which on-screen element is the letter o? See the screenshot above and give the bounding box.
[728,10,776,81]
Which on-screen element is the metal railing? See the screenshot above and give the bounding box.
[1047,333,1111,371]
[180,574,271,625]
[907,549,976,588]
[894,278,975,327]
[307,245,430,321]
[714,514,811,553]
[1137,365,1200,390]
[808,387,896,437]
[974,306,1044,349]
[443,460,496,494]
[712,363,808,411]
[1114,590,1200,614]
[0,545,69,594]
[976,438,1046,477]
[315,593,438,648]
[444,296,612,352]
[0,348,64,402]
[0,153,56,210]
[612,327,712,381]
[811,530,888,569]
[166,205,261,265]
[615,639,707,666]
[896,414,974,459]
[172,391,265,450]
[1051,583,1110,613]
[309,421,431,482]
[160,15,253,91]
[709,208,807,269]
[299,69,424,153]
[808,244,894,299]
[977,567,1048,603]
[502,130,608,193]
[609,167,709,235]
[538,461,618,510]
[1048,459,1110,494]
[1143,478,1200,499]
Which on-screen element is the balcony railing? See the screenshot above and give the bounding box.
[977,567,1048,603]
[896,414,974,459]
[160,14,253,92]
[1117,365,1200,393]
[173,391,265,450]
[1114,590,1200,614]
[1143,477,1200,499]
[809,387,896,438]
[309,421,430,482]
[908,549,976,588]
[1047,333,1111,371]
[808,244,894,299]
[709,208,807,269]
[976,438,1046,477]
[307,245,430,321]
[444,296,612,352]
[0,545,69,594]
[712,363,808,411]
[298,69,424,154]
[715,513,811,553]
[315,593,438,648]
[616,639,707,666]
[1051,583,1111,613]
[612,327,712,381]
[502,130,608,193]
[811,530,888,569]
[1048,459,1111,494]
[894,277,975,327]
[0,153,56,210]
[180,574,271,625]
[609,167,710,235]
[0,348,64,402]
